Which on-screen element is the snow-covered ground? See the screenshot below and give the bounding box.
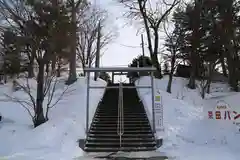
[136,76,240,160]
[0,75,240,159]
[0,76,106,160]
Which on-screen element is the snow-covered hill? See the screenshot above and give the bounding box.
[136,76,240,160]
[0,76,106,160]
[0,75,240,160]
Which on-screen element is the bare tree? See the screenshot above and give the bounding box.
[2,72,71,126]
[0,0,72,126]
[65,0,88,85]
[198,61,217,99]
[119,0,180,78]
[164,24,179,93]
[77,6,117,75]
[44,72,71,120]
[187,0,202,89]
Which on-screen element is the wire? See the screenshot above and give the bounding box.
[118,43,142,48]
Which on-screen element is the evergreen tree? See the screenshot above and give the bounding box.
[2,30,22,78]
[127,55,152,82]
[167,0,240,92]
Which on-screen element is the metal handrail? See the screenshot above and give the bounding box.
[121,83,124,137]
[117,82,124,148]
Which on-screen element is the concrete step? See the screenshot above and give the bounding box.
[93,120,149,124]
[88,133,154,138]
[86,137,155,142]
[84,85,156,153]
[85,141,156,148]
[97,108,145,111]
[96,109,145,112]
[96,112,147,116]
[84,146,157,152]
[93,117,148,121]
[90,126,151,131]
[94,115,148,118]
[89,130,152,134]
[96,111,146,115]
[91,123,151,127]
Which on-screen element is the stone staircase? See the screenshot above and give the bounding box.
[84,83,157,152]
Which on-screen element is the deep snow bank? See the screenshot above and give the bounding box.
[135,76,240,160]
[0,77,106,160]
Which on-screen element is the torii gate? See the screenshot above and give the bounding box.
[84,67,157,133]
[78,67,163,150]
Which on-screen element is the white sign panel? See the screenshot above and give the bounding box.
[154,94,164,132]
[208,100,240,134]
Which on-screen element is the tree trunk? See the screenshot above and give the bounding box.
[151,53,162,78]
[57,59,61,77]
[34,60,46,127]
[206,64,211,94]
[221,0,238,91]
[52,55,56,71]
[188,57,197,89]
[201,86,205,99]
[83,65,86,76]
[152,29,162,78]
[45,61,49,74]
[188,73,196,89]
[225,40,238,91]
[66,2,77,85]
[28,55,35,78]
[167,53,176,93]
[137,0,160,78]
[188,0,201,89]
[227,56,238,91]
[206,80,211,94]
[206,63,213,94]
[138,2,162,78]
[167,74,173,93]
[4,74,7,83]
[220,53,227,77]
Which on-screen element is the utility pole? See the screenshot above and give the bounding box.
[141,34,145,57]
[141,34,146,69]
[94,21,101,81]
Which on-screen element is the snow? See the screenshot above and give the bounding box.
[1,74,240,160]
[136,76,240,160]
[0,76,106,160]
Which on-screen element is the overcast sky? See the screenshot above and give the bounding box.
[95,0,169,68]
[92,0,168,82]
[94,0,150,67]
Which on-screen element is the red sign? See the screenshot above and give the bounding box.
[233,111,240,120]
[208,111,213,119]
[215,111,221,119]
[224,111,231,120]
[207,110,240,121]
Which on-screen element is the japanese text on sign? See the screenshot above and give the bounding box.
[208,111,238,120]
[154,94,164,132]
